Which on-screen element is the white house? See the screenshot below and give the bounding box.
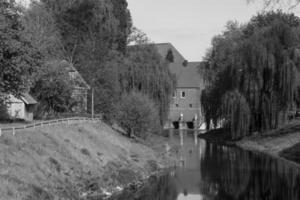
[6,93,37,121]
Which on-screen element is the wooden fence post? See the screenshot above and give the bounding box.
[12,128,15,136]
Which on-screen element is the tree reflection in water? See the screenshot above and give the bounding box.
[201,143,300,200]
[110,138,300,200]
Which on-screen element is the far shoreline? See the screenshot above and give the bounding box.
[197,121,300,167]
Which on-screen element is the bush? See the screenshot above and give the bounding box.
[117,92,161,138]
[80,148,91,156]
[31,60,73,118]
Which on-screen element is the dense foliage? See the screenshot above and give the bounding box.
[92,46,176,126]
[117,92,160,138]
[123,45,176,125]
[202,11,300,139]
[31,60,73,117]
[0,0,41,96]
[38,0,129,82]
[22,1,63,60]
[22,0,175,134]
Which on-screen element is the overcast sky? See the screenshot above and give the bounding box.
[127,0,300,61]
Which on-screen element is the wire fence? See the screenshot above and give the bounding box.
[0,117,102,137]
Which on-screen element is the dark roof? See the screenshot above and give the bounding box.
[155,43,186,63]
[21,93,37,105]
[155,43,203,88]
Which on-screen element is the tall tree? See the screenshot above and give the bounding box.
[111,0,132,53]
[124,44,176,124]
[0,0,41,96]
[22,1,63,60]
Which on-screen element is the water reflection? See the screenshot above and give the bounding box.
[112,131,300,200]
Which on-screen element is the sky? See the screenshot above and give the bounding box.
[127,0,300,61]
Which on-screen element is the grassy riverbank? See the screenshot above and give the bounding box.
[236,121,300,164]
[199,120,300,165]
[0,121,178,200]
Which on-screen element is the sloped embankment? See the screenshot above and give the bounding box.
[0,121,177,200]
[236,121,300,166]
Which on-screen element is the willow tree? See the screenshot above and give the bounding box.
[202,11,300,139]
[123,44,176,125]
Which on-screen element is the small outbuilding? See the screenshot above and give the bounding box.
[6,93,37,121]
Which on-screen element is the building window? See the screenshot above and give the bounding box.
[181,91,186,98]
[189,104,192,108]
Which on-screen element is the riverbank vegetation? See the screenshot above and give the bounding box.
[201,11,300,139]
[117,92,161,138]
[1,0,176,137]
[0,122,178,199]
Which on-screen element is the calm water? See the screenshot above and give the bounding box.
[113,130,300,200]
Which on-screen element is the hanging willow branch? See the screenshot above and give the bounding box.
[222,90,251,140]
[202,11,300,138]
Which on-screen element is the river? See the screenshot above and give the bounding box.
[111,130,300,200]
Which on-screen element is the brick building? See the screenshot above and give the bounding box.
[155,43,205,128]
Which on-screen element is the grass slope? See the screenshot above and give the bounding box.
[0,121,175,200]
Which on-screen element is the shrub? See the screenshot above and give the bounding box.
[48,157,61,172]
[80,148,91,156]
[31,60,74,118]
[117,92,161,138]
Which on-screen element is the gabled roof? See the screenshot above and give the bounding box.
[155,43,186,63]
[60,60,91,90]
[21,93,37,105]
[154,43,203,88]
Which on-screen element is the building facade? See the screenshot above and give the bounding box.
[155,43,205,128]
[6,93,37,121]
[60,60,90,113]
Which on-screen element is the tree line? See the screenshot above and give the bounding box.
[201,11,300,139]
[0,0,176,137]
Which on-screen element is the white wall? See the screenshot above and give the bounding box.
[6,95,26,119]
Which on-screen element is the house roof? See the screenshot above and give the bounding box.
[60,60,91,90]
[154,43,203,88]
[21,93,38,105]
[155,43,186,63]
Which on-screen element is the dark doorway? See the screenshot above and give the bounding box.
[172,121,179,129]
[186,122,194,129]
